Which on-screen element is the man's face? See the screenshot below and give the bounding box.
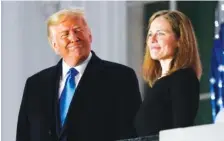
[50,15,92,66]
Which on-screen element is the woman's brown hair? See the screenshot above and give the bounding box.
[142,10,202,87]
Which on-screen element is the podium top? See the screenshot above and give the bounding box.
[116,134,159,141]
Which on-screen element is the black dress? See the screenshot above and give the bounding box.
[134,68,200,136]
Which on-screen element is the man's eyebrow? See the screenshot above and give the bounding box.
[58,26,82,34]
[59,30,69,34]
[73,26,81,29]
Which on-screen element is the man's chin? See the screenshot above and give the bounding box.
[68,51,82,57]
[67,47,81,52]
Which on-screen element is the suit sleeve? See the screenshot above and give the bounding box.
[170,70,200,128]
[16,79,30,141]
[119,69,142,139]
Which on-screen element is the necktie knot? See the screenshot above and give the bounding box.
[69,68,79,77]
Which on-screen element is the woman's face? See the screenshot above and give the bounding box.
[147,16,178,61]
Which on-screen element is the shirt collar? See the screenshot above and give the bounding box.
[62,52,92,78]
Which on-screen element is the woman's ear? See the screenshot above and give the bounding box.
[176,40,180,48]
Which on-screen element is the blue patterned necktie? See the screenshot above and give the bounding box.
[60,68,79,126]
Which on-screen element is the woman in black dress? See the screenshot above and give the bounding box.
[134,10,202,137]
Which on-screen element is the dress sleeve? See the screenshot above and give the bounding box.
[170,69,200,128]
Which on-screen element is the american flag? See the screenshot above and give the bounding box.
[210,1,224,122]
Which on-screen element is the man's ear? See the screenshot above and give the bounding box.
[89,33,92,43]
[53,43,60,55]
[88,28,92,43]
[48,37,53,46]
[48,37,59,55]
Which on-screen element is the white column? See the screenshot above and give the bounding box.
[2,2,24,140]
[2,1,59,141]
[169,0,177,10]
[127,2,145,96]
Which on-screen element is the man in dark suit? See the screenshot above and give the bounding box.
[16,8,142,141]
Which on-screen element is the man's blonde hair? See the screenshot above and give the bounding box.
[47,8,86,39]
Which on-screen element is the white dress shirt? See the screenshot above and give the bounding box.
[58,52,92,98]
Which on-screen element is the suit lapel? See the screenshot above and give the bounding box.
[48,60,63,138]
[35,59,62,140]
